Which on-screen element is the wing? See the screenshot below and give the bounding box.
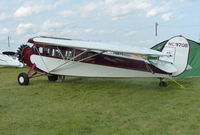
[29,36,166,57]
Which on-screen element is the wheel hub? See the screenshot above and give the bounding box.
[19,76,24,83]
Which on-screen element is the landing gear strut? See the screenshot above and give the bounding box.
[159,78,167,87]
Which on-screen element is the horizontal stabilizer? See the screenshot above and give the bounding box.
[149,60,177,73]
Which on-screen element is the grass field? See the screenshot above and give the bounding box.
[0,67,200,135]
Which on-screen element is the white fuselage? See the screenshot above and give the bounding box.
[30,55,169,78]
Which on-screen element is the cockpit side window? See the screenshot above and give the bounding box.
[33,46,76,59]
[38,47,43,54]
[64,49,74,59]
[43,48,51,56]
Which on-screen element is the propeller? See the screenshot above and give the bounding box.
[17,44,30,63]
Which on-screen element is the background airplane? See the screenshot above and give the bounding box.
[0,51,23,67]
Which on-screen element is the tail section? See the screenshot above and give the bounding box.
[160,36,189,76]
[150,36,189,76]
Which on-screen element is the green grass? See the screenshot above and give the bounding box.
[0,67,200,135]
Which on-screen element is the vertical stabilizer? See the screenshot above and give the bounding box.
[160,36,189,76]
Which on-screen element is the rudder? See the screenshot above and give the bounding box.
[159,36,189,76]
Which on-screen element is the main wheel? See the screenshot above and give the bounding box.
[48,75,58,81]
[159,81,167,87]
[18,73,29,85]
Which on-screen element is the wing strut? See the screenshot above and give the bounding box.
[49,49,88,72]
[49,49,104,73]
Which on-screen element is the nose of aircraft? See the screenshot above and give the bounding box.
[17,44,30,64]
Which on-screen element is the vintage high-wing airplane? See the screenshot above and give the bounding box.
[0,51,23,67]
[17,35,200,86]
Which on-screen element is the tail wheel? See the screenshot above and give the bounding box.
[159,81,167,87]
[48,75,58,81]
[18,73,29,85]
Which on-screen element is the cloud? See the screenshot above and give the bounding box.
[84,3,97,12]
[14,1,63,17]
[81,3,98,17]
[105,1,152,17]
[16,23,33,35]
[61,29,80,36]
[127,31,136,36]
[61,0,175,21]
[79,0,151,19]
[105,0,118,4]
[161,13,173,21]
[42,20,63,31]
[0,12,10,20]
[146,7,166,17]
[61,28,94,35]
[60,10,73,17]
[14,6,34,17]
[132,1,152,10]
[84,29,93,33]
[0,28,9,35]
[33,19,64,36]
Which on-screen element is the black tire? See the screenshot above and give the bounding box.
[48,75,58,81]
[18,73,29,85]
[159,81,167,87]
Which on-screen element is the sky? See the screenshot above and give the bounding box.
[0,0,200,51]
